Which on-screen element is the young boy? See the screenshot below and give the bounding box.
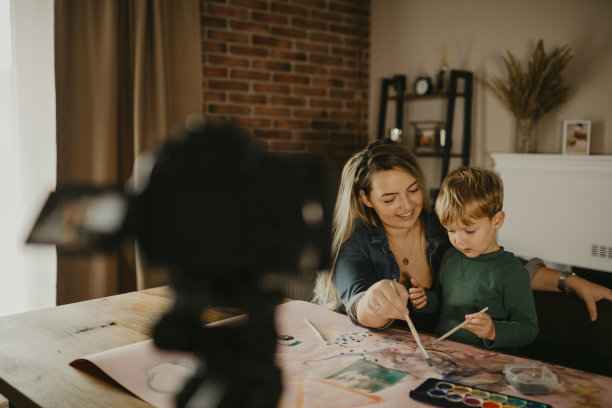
[410,166,538,349]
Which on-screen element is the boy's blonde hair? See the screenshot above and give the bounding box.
[435,166,503,227]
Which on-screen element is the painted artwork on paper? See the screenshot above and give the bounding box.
[296,377,385,407]
[324,359,407,393]
[71,300,611,408]
[274,300,611,408]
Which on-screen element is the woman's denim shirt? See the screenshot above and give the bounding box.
[332,211,451,328]
[332,211,543,330]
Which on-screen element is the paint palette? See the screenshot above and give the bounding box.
[409,378,552,408]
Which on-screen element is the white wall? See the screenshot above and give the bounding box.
[370,0,612,188]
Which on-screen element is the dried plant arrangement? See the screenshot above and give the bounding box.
[486,40,573,121]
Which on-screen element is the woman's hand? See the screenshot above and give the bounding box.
[408,278,427,310]
[567,275,612,321]
[356,279,410,328]
[531,265,612,321]
[463,310,495,341]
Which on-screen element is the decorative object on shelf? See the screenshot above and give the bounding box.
[436,66,448,94]
[410,121,444,154]
[562,120,591,154]
[485,39,573,153]
[388,127,403,142]
[515,117,538,154]
[413,76,433,96]
[436,43,451,93]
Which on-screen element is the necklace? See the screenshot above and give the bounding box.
[389,222,420,267]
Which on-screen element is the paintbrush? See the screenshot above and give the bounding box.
[388,281,431,366]
[304,318,330,345]
[404,312,432,366]
[431,307,489,345]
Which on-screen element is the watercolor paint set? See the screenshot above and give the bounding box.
[409,378,552,408]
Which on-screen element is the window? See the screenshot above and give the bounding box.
[0,0,56,316]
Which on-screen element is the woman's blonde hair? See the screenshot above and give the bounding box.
[312,139,430,309]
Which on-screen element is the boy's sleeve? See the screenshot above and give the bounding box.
[483,263,539,349]
[418,288,440,314]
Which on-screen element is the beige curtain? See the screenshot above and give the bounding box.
[54,0,202,304]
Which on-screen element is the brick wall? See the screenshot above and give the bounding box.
[200,0,370,167]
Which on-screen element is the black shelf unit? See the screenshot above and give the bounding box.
[377,70,473,184]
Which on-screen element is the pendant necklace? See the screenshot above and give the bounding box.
[393,223,419,267]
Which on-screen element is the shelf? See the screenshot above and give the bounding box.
[387,92,469,101]
[376,70,473,184]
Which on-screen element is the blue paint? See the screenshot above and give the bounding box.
[427,389,446,398]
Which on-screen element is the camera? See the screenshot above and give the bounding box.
[28,120,332,407]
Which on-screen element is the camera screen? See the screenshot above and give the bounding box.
[27,186,128,252]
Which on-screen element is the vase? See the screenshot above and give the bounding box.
[515,118,538,153]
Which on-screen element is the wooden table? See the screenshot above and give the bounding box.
[0,287,237,408]
[2,288,611,408]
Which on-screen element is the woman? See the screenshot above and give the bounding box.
[313,139,612,330]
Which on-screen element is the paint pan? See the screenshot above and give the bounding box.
[409,378,553,408]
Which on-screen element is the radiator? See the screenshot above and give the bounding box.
[491,153,612,273]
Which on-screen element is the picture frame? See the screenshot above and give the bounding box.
[410,121,444,154]
[562,120,591,154]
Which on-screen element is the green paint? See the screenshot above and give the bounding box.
[325,359,408,393]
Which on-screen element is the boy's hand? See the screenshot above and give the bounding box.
[408,278,427,310]
[463,310,495,341]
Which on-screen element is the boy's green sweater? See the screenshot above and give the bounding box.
[422,247,538,349]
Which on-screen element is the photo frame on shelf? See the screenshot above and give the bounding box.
[410,121,444,154]
[562,120,591,154]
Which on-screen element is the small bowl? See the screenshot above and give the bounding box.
[504,364,558,395]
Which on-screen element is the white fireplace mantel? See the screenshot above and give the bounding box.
[491,153,612,273]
